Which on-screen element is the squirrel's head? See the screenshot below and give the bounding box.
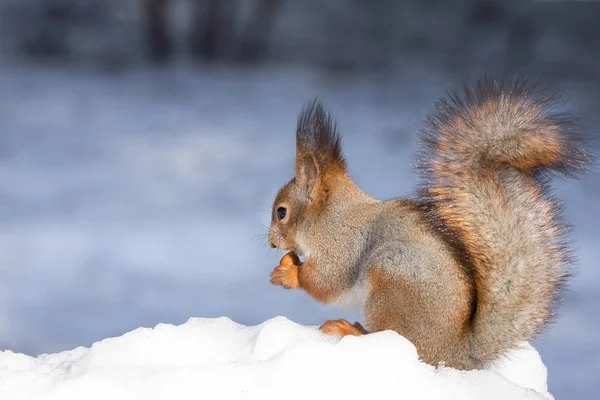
[268,100,347,256]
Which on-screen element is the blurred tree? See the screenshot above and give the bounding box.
[143,0,173,63]
[238,0,283,63]
[189,0,236,62]
[142,0,283,65]
[21,1,73,59]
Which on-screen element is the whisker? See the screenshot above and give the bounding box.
[246,235,265,245]
[254,222,282,238]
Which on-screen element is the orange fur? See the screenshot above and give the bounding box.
[270,264,300,289]
[297,257,343,303]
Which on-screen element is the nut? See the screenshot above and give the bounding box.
[280,252,300,267]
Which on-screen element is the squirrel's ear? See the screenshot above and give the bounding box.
[295,99,346,181]
[296,153,319,190]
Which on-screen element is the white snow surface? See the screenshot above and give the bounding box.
[0,316,553,400]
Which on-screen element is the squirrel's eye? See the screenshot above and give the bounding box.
[276,207,287,221]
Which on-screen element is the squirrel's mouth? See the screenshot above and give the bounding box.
[275,241,306,262]
[290,244,305,257]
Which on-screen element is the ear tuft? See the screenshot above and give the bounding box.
[296,99,346,173]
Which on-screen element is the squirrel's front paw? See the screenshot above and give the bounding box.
[270,263,300,289]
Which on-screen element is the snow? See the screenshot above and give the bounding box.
[0,316,553,400]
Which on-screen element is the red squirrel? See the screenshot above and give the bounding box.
[268,76,593,370]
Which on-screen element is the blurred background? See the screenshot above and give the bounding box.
[0,0,598,398]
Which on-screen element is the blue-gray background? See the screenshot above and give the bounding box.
[0,0,598,398]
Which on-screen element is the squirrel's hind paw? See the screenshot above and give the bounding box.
[320,319,368,337]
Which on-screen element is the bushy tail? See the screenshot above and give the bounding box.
[416,76,593,366]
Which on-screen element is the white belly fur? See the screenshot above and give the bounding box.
[333,278,371,313]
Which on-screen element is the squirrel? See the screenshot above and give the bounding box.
[267,76,593,370]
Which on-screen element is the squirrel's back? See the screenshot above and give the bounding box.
[416,76,593,366]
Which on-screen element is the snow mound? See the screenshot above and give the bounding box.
[0,316,553,400]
